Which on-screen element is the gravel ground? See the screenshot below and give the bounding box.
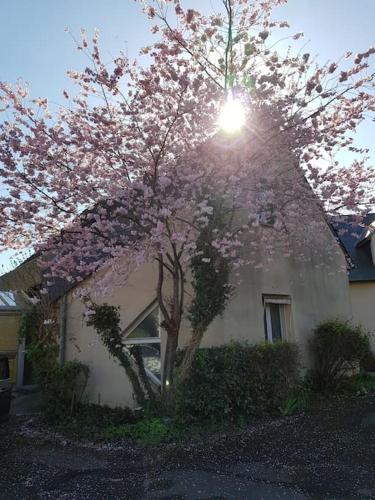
[0,393,374,499]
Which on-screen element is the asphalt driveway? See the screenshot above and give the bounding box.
[10,387,42,416]
[0,393,374,499]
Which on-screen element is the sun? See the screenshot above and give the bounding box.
[218,96,246,133]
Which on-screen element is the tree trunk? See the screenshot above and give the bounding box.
[162,331,179,390]
[178,327,205,382]
[131,346,156,403]
[118,351,146,407]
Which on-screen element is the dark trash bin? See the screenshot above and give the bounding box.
[0,355,11,421]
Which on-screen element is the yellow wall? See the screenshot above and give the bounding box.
[0,313,21,383]
[350,282,375,351]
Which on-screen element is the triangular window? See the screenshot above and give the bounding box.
[123,302,161,385]
[125,306,159,341]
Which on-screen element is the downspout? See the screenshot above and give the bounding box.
[58,294,67,364]
[371,233,375,267]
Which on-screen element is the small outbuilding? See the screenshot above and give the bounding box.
[332,214,375,352]
[0,291,30,386]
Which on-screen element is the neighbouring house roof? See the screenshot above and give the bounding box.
[0,290,29,312]
[0,256,80,303]
[0,254,41,292]
[0,200,140,302]
[0,253,75,303]
[331,213,375,283]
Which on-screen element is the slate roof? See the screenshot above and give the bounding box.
[0,201,135,302]
[0,253,87,303]
[331,213,375,282]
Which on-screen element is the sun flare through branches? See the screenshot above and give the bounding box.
[218,93,246,133]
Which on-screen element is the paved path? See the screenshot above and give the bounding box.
[145,468,306,499]
[10,388,42,416]
[1,441,307,499]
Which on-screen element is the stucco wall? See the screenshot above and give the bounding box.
[64,229,352,408]
[349,282,375,351]
[181,230,352,368]
[64,263,159,409]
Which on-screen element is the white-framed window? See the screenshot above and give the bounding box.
[258,202,276,227]
[255,180,276,227]
[123,301,161,386]
[263,295,292,342]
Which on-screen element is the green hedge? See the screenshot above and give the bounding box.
[41,360,89,422]
[175,342,300,423]
[309,319,372,392]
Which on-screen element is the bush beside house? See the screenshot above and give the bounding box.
[19,309,89,422]
[41,361,89,422]
[174,342,300,423]
[308,319,372,392]
[22,316,375,444]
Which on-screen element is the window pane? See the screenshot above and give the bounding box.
[140,344,161,381]
[270,303,282,340]
[3,292,16,307]
[0,291,23,309]
[127,343,161,383]
[259,203,276,226]
[127,307,159,339]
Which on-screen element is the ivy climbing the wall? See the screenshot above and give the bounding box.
[85,302,157,407]
[179,199,232,380]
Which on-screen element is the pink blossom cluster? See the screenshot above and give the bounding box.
[0,0,374,301]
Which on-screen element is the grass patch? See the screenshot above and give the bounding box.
[55,402,245,446]
[344,372,375,395]
[101,418,170,446]
[55,403,138,440]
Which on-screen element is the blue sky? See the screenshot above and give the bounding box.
[0,0,374,270]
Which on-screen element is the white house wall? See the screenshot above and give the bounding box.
[64,223,352,408]
[64,262,159,409]
[187,231,352,368]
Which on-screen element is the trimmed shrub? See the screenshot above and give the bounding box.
[308,319,371,392]
[174,342,300,423]
[41,360,89,422]
[361,349,375,372]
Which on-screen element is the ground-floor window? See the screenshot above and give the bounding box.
[123,301,161,386]
[263,295,292,342]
